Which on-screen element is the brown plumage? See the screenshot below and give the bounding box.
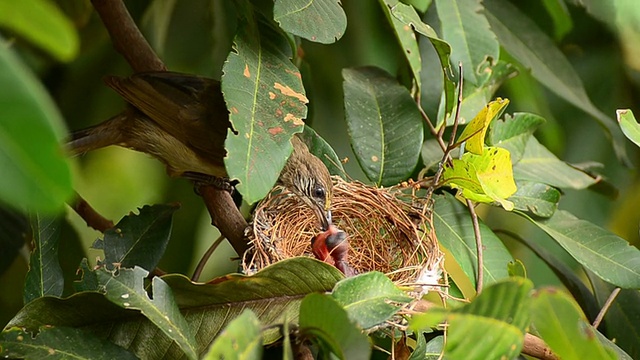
[68,72,332,228]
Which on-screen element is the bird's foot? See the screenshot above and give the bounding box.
[185,172,235,194]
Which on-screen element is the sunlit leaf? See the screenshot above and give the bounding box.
[411,277,533,360]
[443,146,517,209]
[222,16,307,204]
[332,272,412,329]
[532,288,616,360]
[457,98,509,154]
[273,0,346,44]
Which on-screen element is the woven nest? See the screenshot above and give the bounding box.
[243,176,444,285]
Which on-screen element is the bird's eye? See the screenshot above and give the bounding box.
[313,186,325,199]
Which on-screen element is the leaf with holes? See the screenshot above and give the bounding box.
[457,98,509,155]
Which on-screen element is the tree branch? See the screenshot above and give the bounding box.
[71,192,114,232]
[593,287,621,329]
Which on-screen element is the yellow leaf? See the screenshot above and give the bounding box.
[442,147,517,210]
[458,98,510,155]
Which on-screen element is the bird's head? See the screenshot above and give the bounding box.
[280,135,333,230]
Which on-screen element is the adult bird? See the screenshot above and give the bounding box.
[68,72,332,230]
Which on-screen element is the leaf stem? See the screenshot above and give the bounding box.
[192,234,226,282]
[592,287,621,329]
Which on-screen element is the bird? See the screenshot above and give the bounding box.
[311,224,355,276]
[67,71,333,230]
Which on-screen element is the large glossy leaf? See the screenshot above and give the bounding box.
[273,0,346,44]
[23,214,64,304]
[93,204,179,271]
[433,193,513,290]
[489,112,546,163]
[522,210,640,289]
[7,258,342,359]
[202,310,262,360]
[0,326,138,360]
[484,0,629,163]
[513,137,596,189]
[97,267,197,360]
[411,277,533,360]
[380,0,422,90]
[299,293,371,360]
[435,0,499,87]
[343,66,424,186]
[531,288,616,360]
[0,0,79,62]
[332,272,412,329]
[222,17,307,204]
[0,43,73,214]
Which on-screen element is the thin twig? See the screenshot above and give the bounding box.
[71,192,114,232]
[466,199,483,294]
[192,234,226,281]
[522,333,559,360]
[592,287,621,329]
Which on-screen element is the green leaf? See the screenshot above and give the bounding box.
[0,0,79,62]
[0,326,138,360]
[202,309,263,360]
[484,0,629,164]
[97,267,198,360]
[531,288,616,360]
[343,66,424,186]
[411,277,533,360]
[389,4,455,120]
[332,272,412,329]
[617,109,640,148]
[8,258,342,358]
[508,180,560,218]
[457,98,509,154]
[442,147,517,210]
[222,16,307,204]
[588,273,640,360]
[542,0,573,40]
[489,112,546,163]
[380,0,422,90]
[0,43,73,214]
[298,125,345,176]
[299,293,371,360]
[94,204,179,271]
[436,0,499,87]
[513,137,596,189]
[273,0,346,44]
[507,259,527,278]
[24,214,63,304]
[433,193,513,289]
[523,210,640,289]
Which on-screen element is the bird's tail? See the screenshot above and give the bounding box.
[66,113,128,156]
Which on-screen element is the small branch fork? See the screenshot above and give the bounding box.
[73,0,249,257]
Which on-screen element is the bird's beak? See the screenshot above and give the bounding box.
[312,203,331,231]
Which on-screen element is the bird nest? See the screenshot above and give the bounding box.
[243,176,444,285]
